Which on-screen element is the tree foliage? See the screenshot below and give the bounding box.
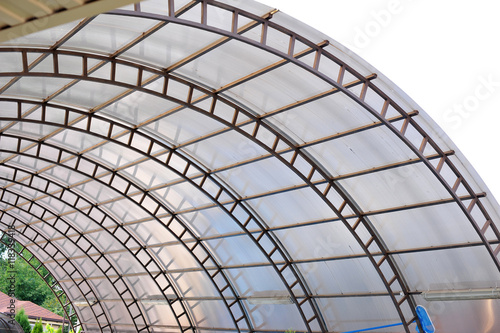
[0,253,54,305]
[45,323,55,333]
[31,319,43,333]
[42,296,65,317]
[14,308,31,333]
[0,240,65,318]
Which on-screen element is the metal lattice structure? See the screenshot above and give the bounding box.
[0,1,499,332]
[0,313,24,333]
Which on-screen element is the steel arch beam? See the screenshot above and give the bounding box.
[0,162,196,333]
[0,233,77,332]
[0,212,111,332]
[104,4,500,330]
[112,1,500,275]
[0,2,498,330]
[0,53,417,330]
[0,96,325,332]
[0,186,154,333]
[0,62,413,330]
[0,130,252,333]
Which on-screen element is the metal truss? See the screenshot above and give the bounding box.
[0,162,196,333]
[0,1,498,333]
[0,233,76,332]
[0,133,249,333]
[1,96,324,332]
[0,212,109,332]
[109,3,500,332]
[0,185,160,332]
[0,42,492,332]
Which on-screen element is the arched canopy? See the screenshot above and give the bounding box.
[0,313,24,333]
[0,1,499,332]
[0,0,140,42]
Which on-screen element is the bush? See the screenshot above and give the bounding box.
[14,308,31,333]
[31,319,43,333]
[45,323,55,333]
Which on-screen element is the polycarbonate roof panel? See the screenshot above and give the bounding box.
[273,222,365,259]
[62,14,159,54]
[3,76,74,100]
[316,296,408,333]
[53,81,131,109]
[174,39,282,88]
[394,246,500,291]
[145,107,227,146]
[122,23,224,68]
[225,63,334,114]
[100,91,180,125]
[179,206,243,237]
[370,203,483,249]
[1,21,83,47]
[265,93,380,145]
[0,1,499,333]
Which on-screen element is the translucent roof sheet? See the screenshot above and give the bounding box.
[0,1,499,333]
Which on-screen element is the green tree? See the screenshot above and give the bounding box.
[0,231,17,256]
[42,295,65,317]
[54,327,62,333]
[31,319,43,333]
[45,323,55,333]
[1,239,73,329]
[0,241,57,307]
[14,308,31,333]
[0,259,52,306]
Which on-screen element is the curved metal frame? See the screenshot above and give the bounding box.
[0,211,108,332]
[0,233,76,333]
[0,43,495,332]
[0,130,250,333]
[0,1,498,332]
[109,4,500,331]
[0,162,192,333]
[1,99,321,332]
[0,185,156,332]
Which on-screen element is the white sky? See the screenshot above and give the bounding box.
[258,0,500,200]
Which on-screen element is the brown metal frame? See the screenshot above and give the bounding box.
[0,121,256,332]
[0,163,196,333]
[0,233,75,332]
[108,3,500,332]
[0,42,492,330]
[0,132,247,333]
[0,212,107,332]
[0,45,418,330]
[0,1,498,333]
[0,183,158,332]
[0,97,320,332]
